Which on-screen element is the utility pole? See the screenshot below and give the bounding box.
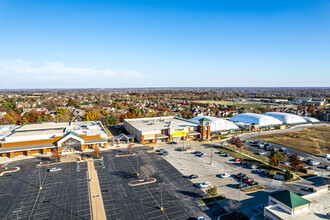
[39,156,42,190]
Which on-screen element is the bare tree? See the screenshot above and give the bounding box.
[224,200,242,213]
[51,149,61,161]
[127,142,134,153]
[140,165,155,180]
[92,147,101,159]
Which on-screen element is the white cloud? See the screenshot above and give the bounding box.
[0,60,142,79]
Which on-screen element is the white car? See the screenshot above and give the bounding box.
[220,173,230,178]
[196,182,211,188]
[324,154,330,159]
[298,156,304,161]
[258,152,266,155]
[308,160,320,166]
[48,167,61,172]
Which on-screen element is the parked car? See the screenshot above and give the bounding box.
[258,152,266,155]
[249,181,259,186]
[279,147,286,152]
[236,173,246,179]
[235,158,241,162]
[236,183,248,189]
[324,154,330,159]
[284,152,290,157]
[196,153,207,157]
[196,182,211,188]
[194,151,202,155]
[218,151,225,155]
[220,173,230,178]
[169,141,178,145]
[248,164,258,169]
[323,165,330,171]
[298,156,304,161]
[48,168,61,172]
[266,145,273,151]
[225,153,231,157]
[161,151,169,156]
[257,143,265,148]
[176,147,187,151]
[159,149,165,153]
[273,148,279,151]
[307,159,320,166]
[189,174,199,179]
[243,177,254,183]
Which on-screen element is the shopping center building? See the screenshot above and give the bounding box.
[0,121,108,158]
[123,116,211,144]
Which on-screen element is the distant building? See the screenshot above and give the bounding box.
[0,121,107,158]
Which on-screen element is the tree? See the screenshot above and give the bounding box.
[284,170,292,181]
[105,115,119,125]
[270,150,283,162]
[269,154,279,167]
[92,147,101,159]
[83,111,100,121]
[51,149,60,161]
[140,165,155,179]
[206,186,218,197]
[127,142,133,153]
[290,154,302,170]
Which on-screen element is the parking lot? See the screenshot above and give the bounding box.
[0,159,90,220]
[246,138,330,176]
[94,149,208,220]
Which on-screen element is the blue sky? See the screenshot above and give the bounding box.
[0,0,329,88]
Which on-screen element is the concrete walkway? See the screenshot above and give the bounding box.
[87,160,107,220]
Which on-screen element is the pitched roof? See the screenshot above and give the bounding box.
[199,118,211,122]
[270,190,310,209]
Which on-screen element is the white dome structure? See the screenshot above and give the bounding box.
[302,116,320,123]
[229,113,283,127]
[263,112,307,124]
[189,116,239,132]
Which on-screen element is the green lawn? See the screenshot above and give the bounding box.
[241,185,264,193]
[200,195,226,204]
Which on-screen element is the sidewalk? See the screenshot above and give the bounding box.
[87,159,107,220]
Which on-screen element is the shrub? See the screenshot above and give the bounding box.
[206,186,218,197]
[284,170,292,181]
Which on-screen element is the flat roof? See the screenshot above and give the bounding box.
[9,128,65,137]
[0,143,56,153]
[124,116,199,132]
[15,121,70,131]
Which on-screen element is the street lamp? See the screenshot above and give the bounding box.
[159,183,164,211]
[38,156,42,190]
[136,155,139,177]
[13,209,22,220]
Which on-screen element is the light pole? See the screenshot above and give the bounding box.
[39,156,42,190]
[136,155,139,177]
[159,183,164,211]
[93,195,100,219]
[13,209,22,220]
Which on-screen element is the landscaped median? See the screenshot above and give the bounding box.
[241,185,264,193]
[128,178,157,186]
[115,152,136,157]
[0,167,20,176]
[199,195,226,205]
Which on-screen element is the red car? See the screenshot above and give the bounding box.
[243,178,254,183]
[235,158,241,162]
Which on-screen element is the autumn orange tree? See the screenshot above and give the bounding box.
[92,147,101,159]
[51,149,61,161]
